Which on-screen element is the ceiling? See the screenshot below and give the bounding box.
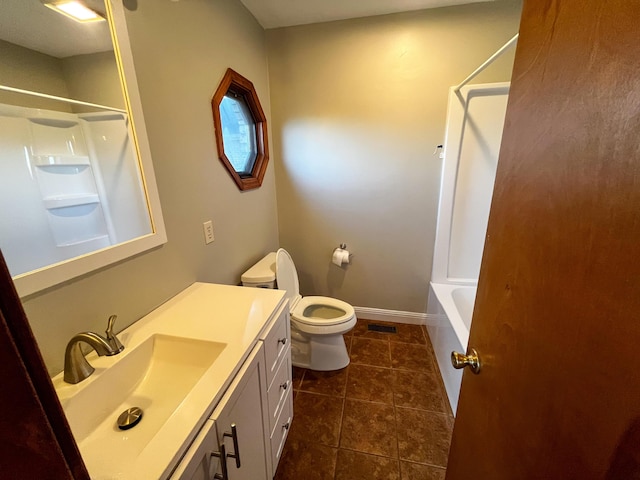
[0,0,113,59]
[0,0,494,58]
[239,0,494,29]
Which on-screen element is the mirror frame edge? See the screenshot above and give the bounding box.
[12,0,167,298]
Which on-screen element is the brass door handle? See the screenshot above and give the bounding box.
[451,348,481,374]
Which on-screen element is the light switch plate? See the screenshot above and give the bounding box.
[203,221,214,244]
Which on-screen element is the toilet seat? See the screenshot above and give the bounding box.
[291,296,355,326]
[276,249,356,330]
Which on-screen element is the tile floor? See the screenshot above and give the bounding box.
[274,319,454,480]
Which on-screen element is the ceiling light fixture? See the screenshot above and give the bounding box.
[44,1,105,23]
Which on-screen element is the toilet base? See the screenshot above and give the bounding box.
[290,325,351,371]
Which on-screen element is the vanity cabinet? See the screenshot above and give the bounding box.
[171,342,269,480]
[170,301,292,480]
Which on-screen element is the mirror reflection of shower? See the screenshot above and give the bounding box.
[0,0,153,278]
[0,103,151,276]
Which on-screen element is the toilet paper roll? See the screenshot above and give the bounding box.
[332,248,350,266]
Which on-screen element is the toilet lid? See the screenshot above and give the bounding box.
[275,248,300,305]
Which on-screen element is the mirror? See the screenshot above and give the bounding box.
[0,0,166,297]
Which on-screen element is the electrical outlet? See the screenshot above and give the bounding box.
[203,221,214,244]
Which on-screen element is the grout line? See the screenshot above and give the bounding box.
[350,361,393,369]
[395,404,451,416]
[336,445,400,460]
[393,400,399,466]
[344,398,394,406]
[295,390,345,400]
[334,396,346,480]
[333,357,352,479]
[400,459,449,470]
[295,367,306,391]
[389,339,430,345]
[352,335,392,343]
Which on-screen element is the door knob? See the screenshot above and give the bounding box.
[451,348,481,374]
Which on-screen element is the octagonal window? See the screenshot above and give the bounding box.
[219,94,257,175]
[212,69,269,191]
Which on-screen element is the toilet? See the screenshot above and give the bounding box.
[241,249,356,371]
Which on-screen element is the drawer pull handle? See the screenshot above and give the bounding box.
[210,443,229,480]
[278,337,287,346]
[223,424,241,468]
[282,421,290,430]
[280,380,290,391]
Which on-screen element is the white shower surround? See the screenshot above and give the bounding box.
[427,82,509,413]
[0,103,150,278]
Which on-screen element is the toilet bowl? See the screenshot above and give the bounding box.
[276,248,356,371]
[241,249,356,370]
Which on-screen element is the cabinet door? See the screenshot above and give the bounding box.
[170,419,222,480]
[212,343,269,480]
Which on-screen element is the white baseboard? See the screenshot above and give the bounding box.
[354,306,428,325]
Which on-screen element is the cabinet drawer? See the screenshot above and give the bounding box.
[267,351,292,436]
[260,304,289,388]
[270,392,292,477]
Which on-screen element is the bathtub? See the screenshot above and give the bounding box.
[426,282,477,414]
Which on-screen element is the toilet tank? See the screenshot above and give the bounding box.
[241,252,276,288]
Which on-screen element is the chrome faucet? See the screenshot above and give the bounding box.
[63,315,125,384]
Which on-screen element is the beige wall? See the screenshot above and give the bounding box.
[267,1,522,312]
[0,39,72,111]
[62,51,125,112]
[0,40,123,112]
[21,0,279,375]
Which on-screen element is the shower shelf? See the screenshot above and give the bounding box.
[58,234,110,248]
[43,194,100,210]
[33,155,91,167]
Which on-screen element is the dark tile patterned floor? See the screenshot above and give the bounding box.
[274,319,453,480]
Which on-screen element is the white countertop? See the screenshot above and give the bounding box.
[53,282,286,480]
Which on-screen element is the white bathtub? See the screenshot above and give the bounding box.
[426,282,477,414]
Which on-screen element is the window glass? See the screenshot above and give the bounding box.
[219,94,257,175]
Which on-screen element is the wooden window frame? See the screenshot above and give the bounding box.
[211,68,269,191]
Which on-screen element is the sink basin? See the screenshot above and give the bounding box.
[56,334,226,475]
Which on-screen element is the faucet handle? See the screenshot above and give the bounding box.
[105,315,124,353]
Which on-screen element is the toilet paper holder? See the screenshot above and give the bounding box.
[332,244,352,266]
[337,244,352,257]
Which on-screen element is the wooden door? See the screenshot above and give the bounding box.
[447,1,640,479]
[0,250,89,479]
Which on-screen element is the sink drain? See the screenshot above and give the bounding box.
[117,407,143,430]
